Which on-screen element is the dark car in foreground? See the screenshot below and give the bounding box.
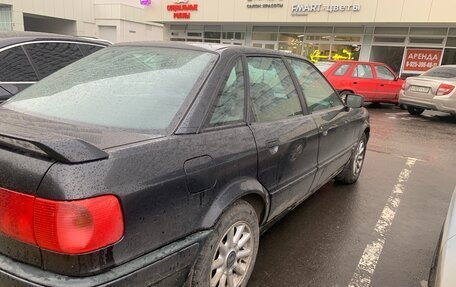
[0,43,369,287]
[0,31,110,102]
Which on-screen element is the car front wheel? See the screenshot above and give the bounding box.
[191,200,260,287]
[336,133,367,184]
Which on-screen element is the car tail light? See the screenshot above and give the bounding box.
[437,84,455,96]
[0,187,123,254]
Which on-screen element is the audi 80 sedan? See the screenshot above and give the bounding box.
[0,43,369,287]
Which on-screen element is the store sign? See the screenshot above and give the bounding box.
[310,49,352,63]
[291,4,361,15]
[140,0,151,6]
[247,0,284,9]
[403,49,442,73]
[167,0,198,19]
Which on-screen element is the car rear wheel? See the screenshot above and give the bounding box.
[191,200,259,287]
[336,133,367,184]
[407,106,425,116]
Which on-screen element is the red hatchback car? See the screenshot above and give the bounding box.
[316,61,404,104]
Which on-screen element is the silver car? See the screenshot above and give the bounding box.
[429,187,456,287]
[399,66,456,116]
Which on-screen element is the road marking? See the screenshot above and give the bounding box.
[348,157,417,287]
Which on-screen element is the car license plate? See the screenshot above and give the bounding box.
[410,86,430,94]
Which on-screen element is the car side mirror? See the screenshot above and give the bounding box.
[394,76,399,81]
[345,94,364,108]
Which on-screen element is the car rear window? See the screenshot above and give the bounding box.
[422,66,456,79]
[3,46,216,131]
[333,64,351,76]
[314,62,335,72]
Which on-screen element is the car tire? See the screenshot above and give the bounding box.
[399,104,407,110]
[335,133,367,184]
[407,106,424,116]
[191,200,260,287]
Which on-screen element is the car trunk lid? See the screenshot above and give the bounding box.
[0,107,160,269]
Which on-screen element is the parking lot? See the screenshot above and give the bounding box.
[249,105,456,287]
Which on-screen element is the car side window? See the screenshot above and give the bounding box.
[24,42,84,78]
[333,64,351,76]
[0,46,38,82]
[247,57,302,123]
[352,64,374,79]
[209,59,245,126]
[375,65,395,80]
[79,44,104,56]
[288,58,342,113]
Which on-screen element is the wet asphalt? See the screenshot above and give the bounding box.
[248,105,456,287]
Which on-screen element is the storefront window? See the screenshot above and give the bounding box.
[278,42,302,55]
[277,33,303,55]
[303,43,330,63]
[446,37,456,47]
[331,44,360,61]
[369,46,405,75]
[305,35,330,41]
[0,6,12,31]
[334,35,361,42]
[252,32,278,41]
[204,31,221,39]
[442,49,456,65]
[222,32,245,40]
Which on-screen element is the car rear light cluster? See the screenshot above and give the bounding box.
[437,84,455,96]
[0,187,123,254]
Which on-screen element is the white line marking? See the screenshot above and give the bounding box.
[348,157,417,287]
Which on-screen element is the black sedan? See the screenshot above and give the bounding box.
[0,42,369,287]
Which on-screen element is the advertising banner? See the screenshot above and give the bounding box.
[403,49,442,73]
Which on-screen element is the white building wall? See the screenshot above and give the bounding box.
[0,0,163,42]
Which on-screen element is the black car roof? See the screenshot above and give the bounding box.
[0,31,111,48]
[114,41,307,59]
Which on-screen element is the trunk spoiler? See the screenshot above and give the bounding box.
[0,132,109,164]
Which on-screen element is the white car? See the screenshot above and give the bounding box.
[399,66,456,116]
[429,187,456,287]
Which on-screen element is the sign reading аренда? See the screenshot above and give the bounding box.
[292,4,361,15]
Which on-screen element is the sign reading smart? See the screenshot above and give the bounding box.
[292,4,361,15]
[403,49,442,73]
[167,0,198,19]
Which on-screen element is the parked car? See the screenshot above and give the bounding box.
[316,60,404,104]
[0,31,110,102]
[0,43,369,287]
[428,187,456,287]
[399,65,456,116]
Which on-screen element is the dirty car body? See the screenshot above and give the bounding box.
[0,43,369,286]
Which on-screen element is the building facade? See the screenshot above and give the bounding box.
[145,0,456,76]
[0,0,163,43]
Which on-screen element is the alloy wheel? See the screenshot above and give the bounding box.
[210,221,254,287]
[353,140,365,176]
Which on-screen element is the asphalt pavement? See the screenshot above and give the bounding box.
[248,105,456,287]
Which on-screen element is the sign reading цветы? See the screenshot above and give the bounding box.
[292,4,361,15]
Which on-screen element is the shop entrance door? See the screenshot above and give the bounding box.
[252,42,278,50]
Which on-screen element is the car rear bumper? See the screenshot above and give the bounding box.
[0,231,210,287]
[399,90,456,114]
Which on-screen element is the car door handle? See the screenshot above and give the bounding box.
[265,138,280,154]
[380,84,385,87]
[353,82,358,84]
